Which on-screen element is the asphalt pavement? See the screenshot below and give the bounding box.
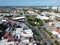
[40,20,54,45]
[40,26,53,45]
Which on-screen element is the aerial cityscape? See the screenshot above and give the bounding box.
[0,0,60,45]
[0,6,60,45]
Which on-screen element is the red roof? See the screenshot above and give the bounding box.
[8,37,14,40]
[4,32,9,37]
[55,29,60,34]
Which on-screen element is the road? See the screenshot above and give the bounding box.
[40,19,54,45]
[23,10,54,45]
[24,19,48,45]
[25,19,54,45]
[32,27,47,45]
[40,26,53,45]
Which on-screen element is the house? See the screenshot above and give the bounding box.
[16,28,23,36]
[49,15,55,20]
[52,29,60,38]
[22,39,29,44]
[27,11,38,15]
[21,29,33,37]
[53,21,60,27]
[27,11,35,14]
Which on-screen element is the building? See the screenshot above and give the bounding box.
[36,15,49,20]
[53,21,60,28]
[13,16,26,21]
[52,29,60,38]
[49,15,55,20]
[27,10,37,15]
[21,29,33,37]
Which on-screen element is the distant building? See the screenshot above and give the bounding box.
[52,7,58,10]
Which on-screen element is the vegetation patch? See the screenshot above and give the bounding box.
[54,40,60,45]
[27,15,42,29]
[44,28,54,39]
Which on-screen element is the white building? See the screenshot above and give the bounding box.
[16,28,23,35]
[13,16,26,21]
[53,21,60,27]
[36,15,49,20]
[27,11,35,14]
[49,15,55,20]
[13,16,25,20]
[21,29,33,37]
[16,28,23,39]
[52,7,57,10]
[27,11,38,15]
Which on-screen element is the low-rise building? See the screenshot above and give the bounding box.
[52,29,60,38]
[21,29,33,37]
[36,15,49,20]
[13,16,26,21]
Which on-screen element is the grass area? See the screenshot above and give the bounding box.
[44,28,54,39]
[27,15,42,29]
[35,35,41,41]
[44,19,52,23]
[54,40,60,45]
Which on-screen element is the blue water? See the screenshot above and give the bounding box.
[0,0,60,6]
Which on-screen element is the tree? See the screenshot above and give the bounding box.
[54,40,60,45]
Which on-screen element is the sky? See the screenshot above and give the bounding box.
[0,0,60,6]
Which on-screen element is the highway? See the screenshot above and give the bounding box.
[23,10,54,45]
[25,20,48,45]
[40,26,53,45]
[32,27,47,45]
[40,19,54,45]
[25,19,54,45]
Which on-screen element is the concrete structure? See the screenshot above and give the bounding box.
[27,10,38,15]
[49,16,55,20]
[21,29,33,37]
[13,16,26,21]
[16,28,23,36]
[13,16,25,20]
[53,21,60,27]
[36,15,49,20]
